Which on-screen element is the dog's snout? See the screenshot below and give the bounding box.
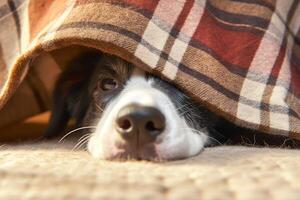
[116,104,165,145]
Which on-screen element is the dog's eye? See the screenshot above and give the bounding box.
[99,78,118,91]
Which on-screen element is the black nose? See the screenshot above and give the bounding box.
[116,104,165,146]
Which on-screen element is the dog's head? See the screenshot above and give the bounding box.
[45,52,220,161]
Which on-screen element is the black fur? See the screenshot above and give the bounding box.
[44,52,102,138]
[150,76,226,145]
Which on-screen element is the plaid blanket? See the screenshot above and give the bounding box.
[0,0,299,139]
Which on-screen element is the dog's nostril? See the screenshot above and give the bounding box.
[118,119,132,130]
[145,121,159,132]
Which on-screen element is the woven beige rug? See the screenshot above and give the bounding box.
[0,139,299,200]
[1,0,300,140]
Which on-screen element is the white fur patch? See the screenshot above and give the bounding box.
[88,69,207,160]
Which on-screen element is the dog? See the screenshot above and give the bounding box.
[45,51,227,161]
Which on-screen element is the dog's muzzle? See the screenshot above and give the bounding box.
[116,104,165,149]
[88,76,208,161]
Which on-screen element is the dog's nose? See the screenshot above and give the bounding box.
[116,104,165,145]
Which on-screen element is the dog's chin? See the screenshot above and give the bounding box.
[98,141,160,161]
[87,128,207,161]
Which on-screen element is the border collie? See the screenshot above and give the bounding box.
[44,51,224,161]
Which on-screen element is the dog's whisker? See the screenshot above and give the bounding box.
[78,133,91,143]
[162,102,192,113]
[178,107,204,117]
[74,139,89,150]
[72,141,87,151]
[165,102,204,116]
[77,133,91,143]
[187,127,222,144]
[179,128,222,145]
[172,102,192,110]
[205,135,222,145]
[59,126,96,143]
[72,135,91,150]
[175,104,192,112]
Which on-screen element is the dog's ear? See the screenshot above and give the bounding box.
[44,51,101,138]
[43,80,72,138]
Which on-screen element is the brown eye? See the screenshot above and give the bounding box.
[99,78,118,91]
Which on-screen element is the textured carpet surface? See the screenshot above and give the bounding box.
[0,140,300,200]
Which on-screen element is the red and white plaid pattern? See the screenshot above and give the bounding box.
[0,0,300,139]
